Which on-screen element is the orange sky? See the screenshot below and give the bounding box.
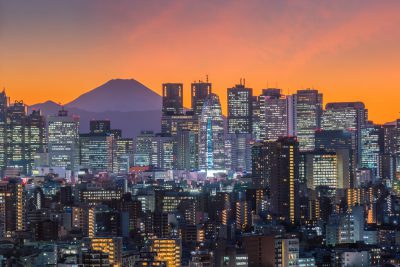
[1,1,400,123]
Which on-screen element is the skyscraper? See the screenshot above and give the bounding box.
[294,89,323,151]
[227,83,253,134]
[191,81,212,117]
[162,83,184,115]
[252,137,300,224]
[47,108,80,172]
[225,133,252,173]
[6,101,27,172]
[261,89,290,141]
[0,90,8,175]
[79,132,116,173]
[26,110,46,174]
[198,93,225,171]
[321,102,367,166]
[360,122,384,176]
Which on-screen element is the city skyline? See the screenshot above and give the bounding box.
[2,1,400,124]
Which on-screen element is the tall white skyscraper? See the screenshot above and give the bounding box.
[294,89,323,151]
[199,93,225,171]
[47,108,80,172]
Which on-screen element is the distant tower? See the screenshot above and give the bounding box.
[198,94,225,171]
[227,83,253,134]
[191,81,212,117]
[162,83,183,115]
[47,108,80,172]
[294,89,323,151]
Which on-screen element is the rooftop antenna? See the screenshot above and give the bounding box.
[206,75,209,83]
[243,78,246,86]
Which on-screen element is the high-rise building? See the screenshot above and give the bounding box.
[0,179,26,238]
[0,91,8,174]
[252,137,299,223]
[321,102,367,166]
[294,89,323,151]
[90,120,111,134]
[261,89,290,141]
[198,93,225,171]
[227,83,253,134]
[6,101,27,172]
[269,137,300,224]
[302,149,352,192]
[191,81,212,117]
[225,133,252,173]
[26,110,46,174]
[79,133,116,173]
[176,130,198,170]
[47,108,80,172]
[162,83,183,115]
[134,131,175,170]
[360,123,384,176]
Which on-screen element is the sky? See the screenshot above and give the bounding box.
[1,0,400,123]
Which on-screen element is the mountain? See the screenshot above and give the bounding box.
[29,79,162,137]
[66,79,162,112]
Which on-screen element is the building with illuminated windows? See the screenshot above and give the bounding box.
[191,81,212,117]
[294,89,323,151]
[261,89,292,141]
[321,102,367,166]
[86,237,123,267]
[133,131,175,170]
[360,123,384,177]
[198,93,225,171]
[79,132,116,173]
[47,108,80,172]
[225,133,252,173]
[275,238,299,267]
[227,83,253,134]
[151,238,182,267]
[162,83,184,116]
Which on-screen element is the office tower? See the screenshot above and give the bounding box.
[360,123,384,176]
[0,90,8,174]
[47,108,80,171]
[225,133,252,173]
[252,137,299,223]
[321,102,367,166]
[235,201,249,231]
[227,83,253,134]
[251,141,278,189]
[115,137,133,173]
[79,133,116,173]
[261,89,290,141]
[176,130,198,170]
[150,238,182,267]
[302,149,352,192]
[134,131,174,170]
[275,238,299,267]
[26,110,46,174]
[0,179,26,238]
[198,93,225,171]
[269,137,300,224]
[383,124,397,154]
[162,83,183,115]
[251,96,262,140]
[294,89,322,151]
[6,101,27,172]
[87,237,123,266]
[90,120,111,134]
[191,81,212,117]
